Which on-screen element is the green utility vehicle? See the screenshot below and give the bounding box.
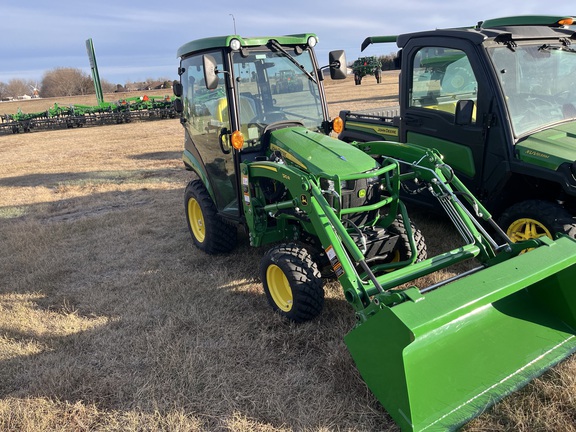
[174,33,576,431]
[351,55,382,85]
[339,16,576,241]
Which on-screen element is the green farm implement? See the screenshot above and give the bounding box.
[174,33,576,431]
[351,55,382,85]
[0,38,176,135]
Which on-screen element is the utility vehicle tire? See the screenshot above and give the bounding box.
[184,179,237,254]
[499,199,576,241]
[387,217,428,263]
[260,243,324,323]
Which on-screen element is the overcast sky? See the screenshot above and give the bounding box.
[1,1,574,85]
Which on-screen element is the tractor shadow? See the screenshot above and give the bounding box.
[0,186,393,430]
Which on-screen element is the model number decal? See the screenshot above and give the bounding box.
[525,150,550,159]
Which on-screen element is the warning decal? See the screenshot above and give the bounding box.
[325,245,344,278]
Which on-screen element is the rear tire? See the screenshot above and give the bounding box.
[184,179,237,254]
[499,200,576,241]
[260,243,324,323]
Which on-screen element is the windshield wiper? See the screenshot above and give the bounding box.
[267,39,317,83]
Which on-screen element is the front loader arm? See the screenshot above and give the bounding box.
[242,143,545,318]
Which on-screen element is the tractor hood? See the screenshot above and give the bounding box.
[516,122,576,170]
[268,127,379,177]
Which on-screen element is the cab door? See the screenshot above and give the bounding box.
[180,50,238,217]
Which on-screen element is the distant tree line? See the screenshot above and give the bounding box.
[0,67,172,101]
[378,53,399,71]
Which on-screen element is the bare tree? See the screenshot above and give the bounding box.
[40,68,94,98]
[5,79,33,99]
[100,80,116,94]
[0,82,7,100]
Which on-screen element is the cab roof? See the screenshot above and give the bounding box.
[177,33,317,58]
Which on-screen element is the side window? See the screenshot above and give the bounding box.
[410,47,478,121]
[181,51,230,149]
[181,51,236,213]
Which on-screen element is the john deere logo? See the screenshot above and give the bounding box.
[358,189,366,198]
[300,194,308,206]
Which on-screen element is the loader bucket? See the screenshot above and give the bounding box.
[345,235,576,432]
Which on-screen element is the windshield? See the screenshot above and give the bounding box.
[488,43,576,136]
[231,45,324,143]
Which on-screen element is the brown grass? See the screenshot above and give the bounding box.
[1,74,575,431]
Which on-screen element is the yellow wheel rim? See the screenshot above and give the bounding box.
[266,264,293,312]
[187,198,205,243]
[506,217,553,242]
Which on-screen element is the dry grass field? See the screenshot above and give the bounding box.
[1,73,575,431]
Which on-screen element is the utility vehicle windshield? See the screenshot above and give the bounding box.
[231,44,324,142]
[488,43,576,136]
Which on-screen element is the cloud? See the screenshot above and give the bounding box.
[1,0,575,84]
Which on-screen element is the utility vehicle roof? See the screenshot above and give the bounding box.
[361,15,575,51]
[177,33,317,58]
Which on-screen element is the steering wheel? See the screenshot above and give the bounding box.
[513,96,563,132]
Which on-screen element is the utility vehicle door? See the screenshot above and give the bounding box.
[400,39,492,190]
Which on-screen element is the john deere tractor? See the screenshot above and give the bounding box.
[174,33,576,431]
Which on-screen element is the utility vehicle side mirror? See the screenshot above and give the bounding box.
[203,54,219,90]
[173,98,183,113]
[455,99,474,126]
[329,50,347,80]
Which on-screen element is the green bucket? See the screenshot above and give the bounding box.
[345,235,576,431]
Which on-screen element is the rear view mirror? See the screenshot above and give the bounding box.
[172,81,183,97]
[173,98,183,113]
[329,50,347,80]
[203,54,219,90]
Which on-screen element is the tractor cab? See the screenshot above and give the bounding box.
[175,35,346,221]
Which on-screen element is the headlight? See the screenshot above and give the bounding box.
[307,36,317,48]
[229,38,241,50]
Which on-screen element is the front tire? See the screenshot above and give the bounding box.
[260,243,324,323]
[499,200,576,241]
[184,179,237,254]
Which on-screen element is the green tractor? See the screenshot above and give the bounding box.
[173,33,576,431]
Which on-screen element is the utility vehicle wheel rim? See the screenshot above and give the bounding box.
[187,198,205,243]
[507,217,552,242]
[266,264,293,312]
[390,250,401,263]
